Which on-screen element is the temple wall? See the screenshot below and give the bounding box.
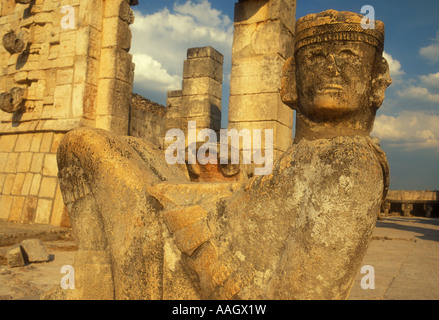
[0,131,68,225]
[0,0,135,226]
[129,93,166,148]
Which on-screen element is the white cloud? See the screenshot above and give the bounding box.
[397,85,439,103]
[133,54,182,92]
[173,0,232,30]
[383,51,404,78]
[383,50,439,107]
[372,111,439,151]
[130,1,233,102]
[419,72,439,94]
[420,31,439,63]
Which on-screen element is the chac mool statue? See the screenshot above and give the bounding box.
[47,9,391,300]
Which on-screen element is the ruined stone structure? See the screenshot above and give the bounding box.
[129,93,166,149]
[5,0,427,302]
[164,46,223,146]
[163,47,258,183]
[1,0,299,225]
[383,190,439,218]
[0,0,136,225]
[45,9,392,300]
[228,0,296,160]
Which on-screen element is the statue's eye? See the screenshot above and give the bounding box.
[338,49,359,60]
[308,51,325,62]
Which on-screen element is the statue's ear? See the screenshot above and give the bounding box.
[370,55,392,109]
[280,56,298,110]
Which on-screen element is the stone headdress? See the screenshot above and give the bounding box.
[294,9,385,54]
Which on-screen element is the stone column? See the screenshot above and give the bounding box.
[165,46,223,145]
[424,204,433,218]
[402,203,413,217]
[95,0,135,135]
[228,0,296,160]
[164,47,223,178]
[181,46,223,136]
[383,201,391,216]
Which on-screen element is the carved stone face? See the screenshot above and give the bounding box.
[295,41,378,121]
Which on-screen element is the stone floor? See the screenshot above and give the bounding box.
[0,216,438,300]
[349,216,439,300]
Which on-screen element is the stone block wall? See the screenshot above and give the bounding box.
[386,190,439,202]
[164,90,183,137]
[95,0,135,134]
[129,93,167,148]
[0,0,136,226]
[0,1,295,226]
[0,131,69,226]
[228,0,296,159]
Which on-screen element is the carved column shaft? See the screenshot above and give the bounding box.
[228,0,296,160]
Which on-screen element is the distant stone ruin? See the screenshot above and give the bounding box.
[383,190,439,218]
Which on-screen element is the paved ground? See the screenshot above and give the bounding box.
[349,216,439,300]
[0,216,438,300]
[0,221,75,300]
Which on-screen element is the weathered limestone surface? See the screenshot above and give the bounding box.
[164,46,224,148]
[0,87,26,113]
[228,0,296,159]
[386,190,438,202]
[129,93,167,148]
[0,0,137,226]
[7,244,25,267]
[47,9,392,300]
[20,238,50,262]
[163,46,230,182]
[0,131,69,226]
[7,238,50,267]
[184,142,254,183]
[2,30,26,54]
[45,127,190,299]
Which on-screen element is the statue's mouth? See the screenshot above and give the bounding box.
[319,84,344,93]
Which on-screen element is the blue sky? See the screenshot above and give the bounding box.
[130,0,439,191]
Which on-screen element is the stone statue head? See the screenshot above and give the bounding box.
[281,10,392,140]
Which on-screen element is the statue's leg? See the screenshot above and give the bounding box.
[56,127,187,299]
[42,150,114,300]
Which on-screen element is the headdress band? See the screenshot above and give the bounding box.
[295,10,385,53]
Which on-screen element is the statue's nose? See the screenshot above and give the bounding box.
[326,54,341,76]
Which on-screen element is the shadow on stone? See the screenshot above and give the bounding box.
[377,217,439,242]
